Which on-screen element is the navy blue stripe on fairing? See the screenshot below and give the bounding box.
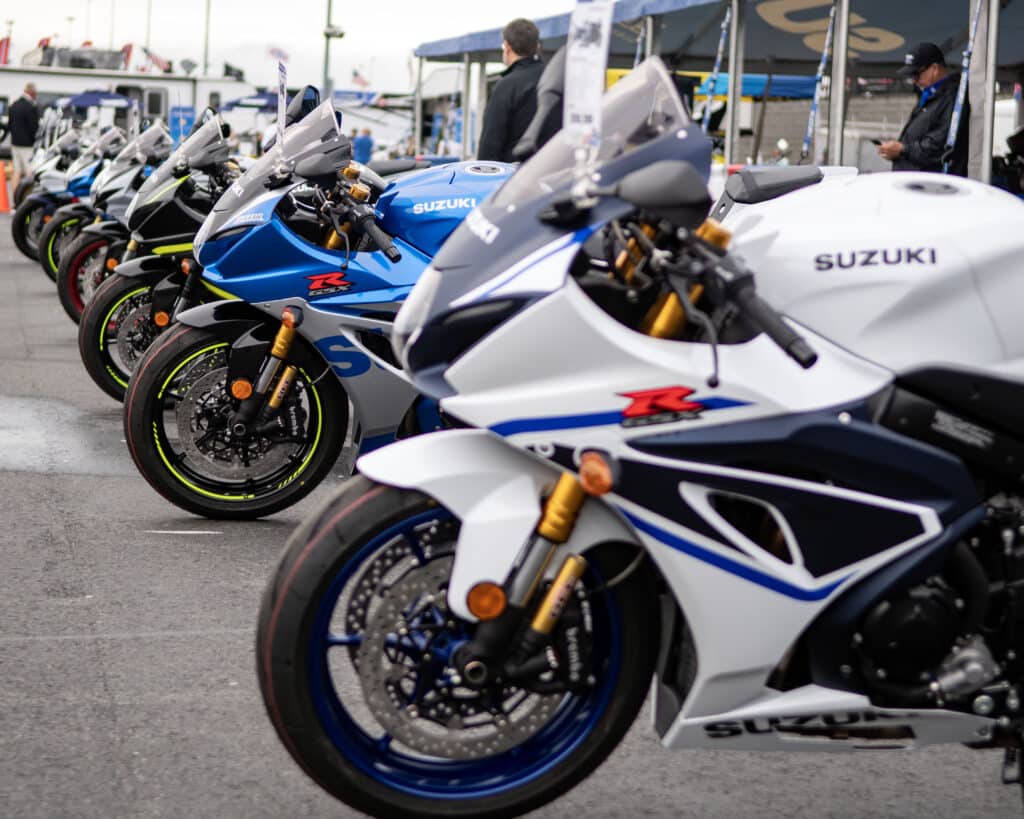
[489,397,750,437]
[490,410,624,437]
[620,508,848,602]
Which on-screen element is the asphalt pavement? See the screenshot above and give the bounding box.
[0,212,1020,819]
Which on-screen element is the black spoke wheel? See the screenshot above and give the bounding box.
[78,274,161,401]
[11,198,48,261]
[57,233,112,324]
[257,477,659,818]
[124,324,347,519]
[37,212,86,282]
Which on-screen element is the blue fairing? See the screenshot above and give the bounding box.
[68,160,101,198]
[201,212,430,307]
[376,161,515,256]
[197,160,512,313]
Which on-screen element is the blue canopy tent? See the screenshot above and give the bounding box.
[56,90,134,109]
[413,0,1020,176]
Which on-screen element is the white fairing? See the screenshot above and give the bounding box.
[728,172,1024,380]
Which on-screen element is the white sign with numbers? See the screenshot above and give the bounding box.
[563,0,614,150]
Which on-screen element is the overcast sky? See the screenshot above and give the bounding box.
[4,1,579,91]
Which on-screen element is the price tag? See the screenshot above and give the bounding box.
[563,0,614,150]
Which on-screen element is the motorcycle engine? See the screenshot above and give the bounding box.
[859,578,961,684]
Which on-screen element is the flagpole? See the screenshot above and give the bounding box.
[323,0,333,97]
[108,0,114,49]
[202,0,211,76]
[145,0,152,51]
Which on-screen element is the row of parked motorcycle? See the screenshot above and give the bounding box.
[14,53,1024,819]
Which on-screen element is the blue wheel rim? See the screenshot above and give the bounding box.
[307,507,623,801]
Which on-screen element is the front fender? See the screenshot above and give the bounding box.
[80,220,130,241]
[174,299,268,331]
[114,254,174,280]
[26,191,71,213]
[50,202,95,223]
[357,429,640,621]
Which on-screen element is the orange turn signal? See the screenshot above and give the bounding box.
[230,378,253,400]
[466,582,507,621]
[281,308,297,329]
[153,310,171,328]
[579,451,615,496]
[105,258,118,271]
[180,259,191,274]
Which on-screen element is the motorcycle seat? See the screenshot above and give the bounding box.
[897,366,1024,438]
[724,166,825,204]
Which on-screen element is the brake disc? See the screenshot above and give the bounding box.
[79,249,107,302]
[356,556,561,760]
[113,294,156,371]
[173,356,298,481]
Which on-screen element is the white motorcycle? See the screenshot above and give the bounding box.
[257,57,1024,817]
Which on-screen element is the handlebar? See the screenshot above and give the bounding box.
[357,213,402,263]
[731,279,818,369]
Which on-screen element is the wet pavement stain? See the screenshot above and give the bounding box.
[0,396,135,476]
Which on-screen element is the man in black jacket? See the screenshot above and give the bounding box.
[477,19,554,162]
[878,42,969,176]
[9,83,40,191]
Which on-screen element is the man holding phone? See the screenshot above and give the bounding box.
[876,42,969,176]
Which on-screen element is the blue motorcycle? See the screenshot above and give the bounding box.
[122,98,512,519]
[10,129,94,262]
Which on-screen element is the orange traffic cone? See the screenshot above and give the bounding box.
[0,161,10,214]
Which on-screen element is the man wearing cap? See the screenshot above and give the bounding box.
[877,42,969,176]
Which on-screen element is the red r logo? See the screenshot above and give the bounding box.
[620,386,704,418]
[307,272,351,291]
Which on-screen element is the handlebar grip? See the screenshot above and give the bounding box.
[358,215,402,262]
[733,285,818,369]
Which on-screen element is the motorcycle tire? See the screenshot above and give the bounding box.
[13,178,35,208]
[257,476,659,819]
[57,232,113,324]
[124,324,347,519]
[37,211,86,282]
[78,274,163,401]
[11,197,48,261]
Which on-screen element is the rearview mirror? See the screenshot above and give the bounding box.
[286,85,321,126]
[614,160,711,229]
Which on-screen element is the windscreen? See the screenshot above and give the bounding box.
[135,117,227,203]
[490,58,691,210]
[114,121,173,165]
[209,98,346,216]
[67,127,127,177]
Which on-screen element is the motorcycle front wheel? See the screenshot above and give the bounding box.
[257,476,658,819]
[11,197,48,261]
[78,274,162,401]
[124,324,347,519]
[37,211,85,282]
[57,232,115,323]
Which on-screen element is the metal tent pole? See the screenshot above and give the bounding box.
[414,57,424,156]
[981,0,999,183]
[827,0,850,164]
[475,58,488,157]
[724,0,745,166]
[461,52,471,159]
[645,15,661,58]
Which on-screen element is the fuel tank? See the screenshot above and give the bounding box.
[377,160,514,256]
[727,172,1024,379]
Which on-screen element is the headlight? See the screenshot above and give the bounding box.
[393,265,443,366]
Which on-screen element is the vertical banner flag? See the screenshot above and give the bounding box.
[0,37,10,66]
[276,60,287,154]
[563,0,614,153]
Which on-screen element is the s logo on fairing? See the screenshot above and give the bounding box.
[620,386,706,427]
